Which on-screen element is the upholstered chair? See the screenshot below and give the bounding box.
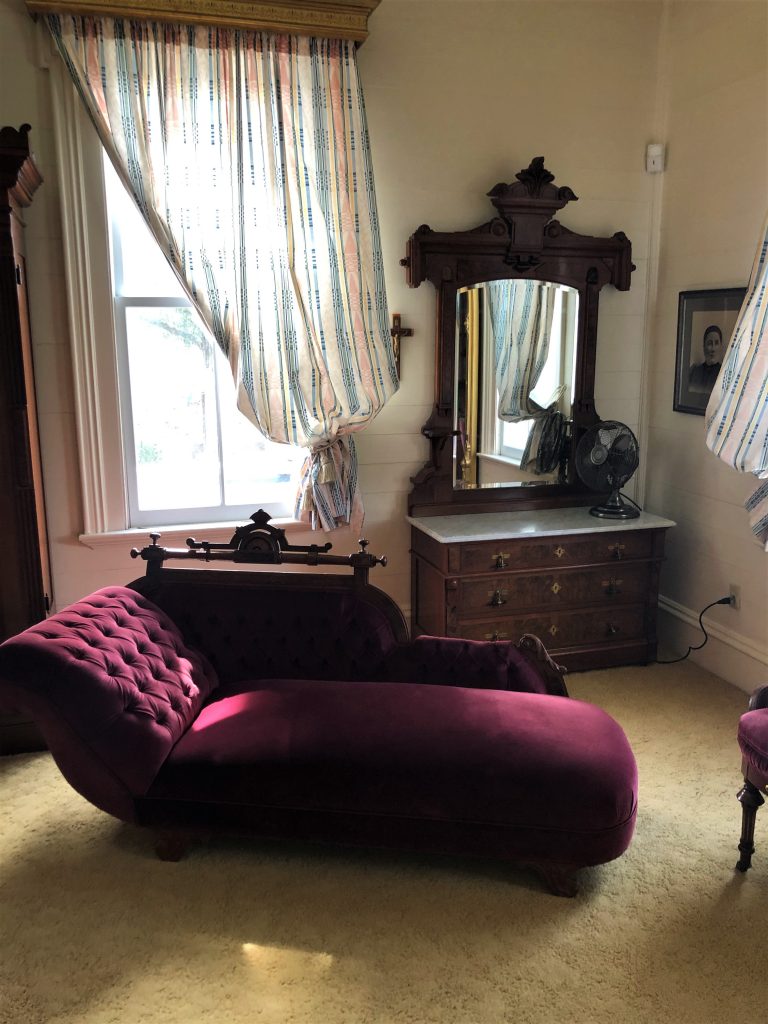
[736,684,768,871]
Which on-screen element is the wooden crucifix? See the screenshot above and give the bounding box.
[390,313,413,378]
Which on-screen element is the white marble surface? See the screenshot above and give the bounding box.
[407,507,676,544]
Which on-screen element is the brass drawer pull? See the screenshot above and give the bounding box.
[484,630,509,641]
[493,553,509,570]
[609,543,626,561]
[548,624,559,637]
[606,623,619,636]
[488,588,507,607]
[603,576,623,595]
[553,545,566,559]
[551,581,562,595]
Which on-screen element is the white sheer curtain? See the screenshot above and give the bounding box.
[49,14,398,531]
[706,210,768,547]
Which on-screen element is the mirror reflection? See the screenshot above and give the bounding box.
[453,279,579,489]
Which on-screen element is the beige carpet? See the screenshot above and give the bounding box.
[1,662,766,1024]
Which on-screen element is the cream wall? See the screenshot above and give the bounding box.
[646,0,768,691]
[0,0,665,623]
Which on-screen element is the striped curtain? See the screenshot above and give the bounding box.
[49,15,398,532]
[705,210,768,547]
[487,279,557,421]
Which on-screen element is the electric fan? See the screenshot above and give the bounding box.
[574,420,640,519]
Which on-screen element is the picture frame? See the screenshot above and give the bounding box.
[673,287,746,415]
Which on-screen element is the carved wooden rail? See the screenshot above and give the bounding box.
[130,509,387,584]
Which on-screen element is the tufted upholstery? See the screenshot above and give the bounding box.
[0,587,218,820]
[132,581,403,686]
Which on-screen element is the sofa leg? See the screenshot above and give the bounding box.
[736,780,765,872]
[532,863,579,897]
[154,829,190,862]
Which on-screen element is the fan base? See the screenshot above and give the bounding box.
[589,502,640,520]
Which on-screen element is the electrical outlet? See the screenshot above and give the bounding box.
[729,584,741,609]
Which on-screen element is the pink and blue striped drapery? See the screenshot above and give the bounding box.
[486,279,557,421]
[49,15,398,531]
[705,210,768,547]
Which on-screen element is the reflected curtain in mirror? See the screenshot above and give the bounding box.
[488,279,557,421]
[454,280,578,490]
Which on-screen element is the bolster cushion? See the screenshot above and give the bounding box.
[0,587,219,820]
[380,635,564,695]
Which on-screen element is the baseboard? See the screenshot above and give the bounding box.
[658,594,768,693]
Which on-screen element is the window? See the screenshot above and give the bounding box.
[102,155,303,529]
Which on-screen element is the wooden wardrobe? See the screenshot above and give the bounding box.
[0,124,51,752]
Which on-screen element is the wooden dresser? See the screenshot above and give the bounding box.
[409,508,674,671]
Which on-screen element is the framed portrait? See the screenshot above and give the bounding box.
[673,287,746,415]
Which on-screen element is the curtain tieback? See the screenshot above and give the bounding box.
[306,441,340,485]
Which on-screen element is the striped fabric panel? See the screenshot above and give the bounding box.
[487,280,557,421]
[49,15,398,532]
[745,480,768,547]
[705,210,768,547]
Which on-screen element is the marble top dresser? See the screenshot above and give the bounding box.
[408,508,675,672]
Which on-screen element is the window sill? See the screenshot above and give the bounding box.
[78,516,307,549]
[477,452,524,468]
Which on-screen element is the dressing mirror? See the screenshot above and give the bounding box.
[403,157,634,516]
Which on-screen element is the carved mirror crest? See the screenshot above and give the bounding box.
[402,157,634,517]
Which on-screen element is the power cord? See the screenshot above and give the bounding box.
[618,491,643,512]
[657,596,732,664]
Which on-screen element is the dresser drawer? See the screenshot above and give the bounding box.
[454,565,651,617]
[456,531,654,575]
[457,604,647,648]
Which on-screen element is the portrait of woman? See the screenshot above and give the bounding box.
[674,288,745,414]
[688,324,723,393]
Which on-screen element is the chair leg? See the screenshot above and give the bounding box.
[736,779,764,872]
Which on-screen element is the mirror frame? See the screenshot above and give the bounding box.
[403,157,634,517]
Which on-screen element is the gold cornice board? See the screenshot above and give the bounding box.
[25,0,382,41]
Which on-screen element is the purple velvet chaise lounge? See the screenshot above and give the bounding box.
[0,520,638,897]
